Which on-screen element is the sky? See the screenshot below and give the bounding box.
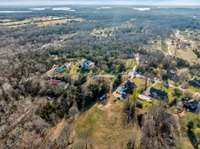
[0,0,200,6]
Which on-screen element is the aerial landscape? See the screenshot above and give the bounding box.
[0,0,199,148]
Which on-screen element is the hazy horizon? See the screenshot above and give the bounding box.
[0,0,200,6]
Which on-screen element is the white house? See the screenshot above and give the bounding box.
[81,59,95,70]
[138,94,152,102]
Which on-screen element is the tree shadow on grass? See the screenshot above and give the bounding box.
[187,121,199,149]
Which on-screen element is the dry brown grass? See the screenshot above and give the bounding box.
[73,102,134,149]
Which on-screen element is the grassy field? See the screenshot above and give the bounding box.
[179,112,200,149]
[73,102,135,149]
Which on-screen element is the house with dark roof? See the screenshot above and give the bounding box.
[81,59,95,70]
[183,99,200,113]
[149,88,168,101]
[113,80,136,100]
[189,79,200,88]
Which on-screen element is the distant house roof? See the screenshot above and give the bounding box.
[183,100,200,113]
[116,86,126,94]
[49,79,62,86]
[55,65,66,73]
[124,80,136,92]
[150,88,168,101]
[81,59,95,70]
[114,80,136,99]
[138,94,152,102]
[189,79,200,88]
